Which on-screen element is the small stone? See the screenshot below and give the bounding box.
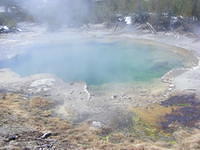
[70,82,74,85]
[5,135,18,142]
[2,94,6,99]
[168,88,173,91]
[40,132,52,139]
[91,121,103,128]
[163,94,168,97]
[169,84,175,88]
[111,95,117,99]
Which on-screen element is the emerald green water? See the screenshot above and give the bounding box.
[0,38,185,85]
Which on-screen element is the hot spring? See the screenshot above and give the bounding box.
[0,34,189,85]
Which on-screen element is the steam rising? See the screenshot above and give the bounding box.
[18,0,91,27]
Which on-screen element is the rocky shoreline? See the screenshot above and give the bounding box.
[0,23,200,124]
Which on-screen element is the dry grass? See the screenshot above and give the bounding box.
[0,93,200,150]
[130,104,179,127]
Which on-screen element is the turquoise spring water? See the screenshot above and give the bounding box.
[0,38,185,85]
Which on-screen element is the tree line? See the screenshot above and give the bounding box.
[0,0,199,26]
[90,0,200,23]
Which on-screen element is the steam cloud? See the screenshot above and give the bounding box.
[17,0,91,27]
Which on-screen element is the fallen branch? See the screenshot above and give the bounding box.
[146,22,157,34]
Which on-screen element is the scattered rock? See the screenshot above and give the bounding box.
[30,78,55,88]
[98,127,112,136]
[40,132,52,139]
[4,135,18,142]
[111,95,117,99]
[0,26,9,33]
[0,26,22,34]
[169,84,175,88]
[91,121,103,128]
